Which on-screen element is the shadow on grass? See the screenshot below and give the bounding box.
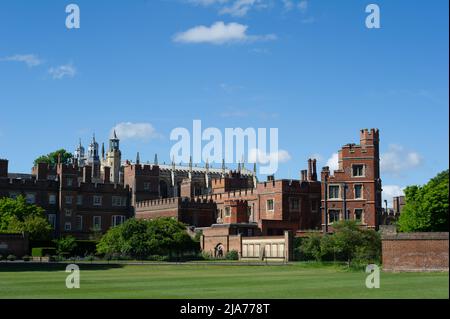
[0,262,124,272]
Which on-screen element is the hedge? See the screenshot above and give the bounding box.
[32,247,57,257]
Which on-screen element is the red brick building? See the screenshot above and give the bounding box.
[321,128,382,231]
[0,159,131,239]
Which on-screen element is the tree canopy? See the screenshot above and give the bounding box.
[397,170,449,232]
[97,218,199,259]
[34,149,73,166]
[0,196,53,240]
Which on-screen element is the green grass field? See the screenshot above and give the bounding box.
[0,263,448,299]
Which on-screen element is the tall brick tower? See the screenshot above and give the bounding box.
[321,129,382,230]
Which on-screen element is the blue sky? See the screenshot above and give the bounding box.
[0,0,448,206]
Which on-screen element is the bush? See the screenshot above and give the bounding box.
[0,254,3,261]
[147,255,170,262]
[225,250,239,260]
[54,236,77,256]
[32,247,57,257]
[7,254,16,261]
[22,255,31,262]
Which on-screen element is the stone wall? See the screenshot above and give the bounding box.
[382,232,449,272]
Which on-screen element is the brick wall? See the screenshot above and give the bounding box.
[0,233,29,257]
[382,232,449,272]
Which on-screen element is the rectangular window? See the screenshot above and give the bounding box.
[9,192,19,199]
[355,209,363,222]
[93,195,102,206]
[329,210,340,224]
[65,209,72,217]
[143,182,151,191]
[289,198,300,211]
[48,214,56,228]
[93,216,101,230]
[354,184,363,199]
[112,215,126,227]
[328,185,340,199]
[67,178,73,187]
[77,195,83,206]
[25,193,36,204]
[267,199,274,211]
[112,196,126,207]
[76,216,83,231]
[64,222,72,231]
[49,194,57,205]
[224,207,231,217]
[352,165,365,177]
[65,196,73,205]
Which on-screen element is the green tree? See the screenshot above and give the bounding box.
[8,215,53,241]
[54,236,77,256]
[298,233,322,261]
[0,196,52,240]
[34,149,73,166]
[398,170,449,232]
[97,218,198,259]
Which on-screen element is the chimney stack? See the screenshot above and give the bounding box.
[301,170,307,181]
[312,159,317,181]
[0,159,8,178]
[307,159,313,181]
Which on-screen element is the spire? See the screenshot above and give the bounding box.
[237,162,241,173]
[205,158,209,170]
[101,143,105,160]
[136,152,140,165]
[154,153,158,165]
[113,130,117,139]
[189,156,193,171]
[241,155,245,170]
[172,156,176,170]
[253,162,257,174]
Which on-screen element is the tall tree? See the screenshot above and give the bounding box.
[34,149,73,166]
[398,170,449,232]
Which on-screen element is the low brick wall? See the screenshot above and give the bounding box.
[0,233,29,257]
[382,232,449,272]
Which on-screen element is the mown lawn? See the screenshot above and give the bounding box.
[0,263,448,299]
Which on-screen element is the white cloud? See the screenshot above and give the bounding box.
[111,122,160,141]
[283,0,308,12]
[309,153,323,162]
[173,21,276,45]
[382,185,405,208]
[188,0,230,6]
[48,64,77,79]
[326,153,339,173]
[381,144,423,176]
[249,148,292,164]
[219,0,258,17]
[0,54,43,67]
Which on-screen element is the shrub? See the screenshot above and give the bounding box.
[54,236,77,256]
[0,254,3,261]
[73,240,98,257]
[22,255,31,262]
[32,247,57,257]
[7,254,16,261]
[225,250,239,260]
[201,251,213,260]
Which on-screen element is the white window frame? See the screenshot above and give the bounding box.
[77,195,83,206]
[328,185,341,200]
[67,178,73,187]
[328,209,340,224]
[354,184,363,199]
[224,207,231,217]
[112,215,126,227]
[48,214,57,228]
[289,197,300,211]
[49,194,57,205]
[64,222,72,231]
[354,209,364,223]
[25,193,36,204]
[93,216,102,230]
[352,164,365,177]
[65,209,72,217]
[266,199,275,212]
[93,195,103,206]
